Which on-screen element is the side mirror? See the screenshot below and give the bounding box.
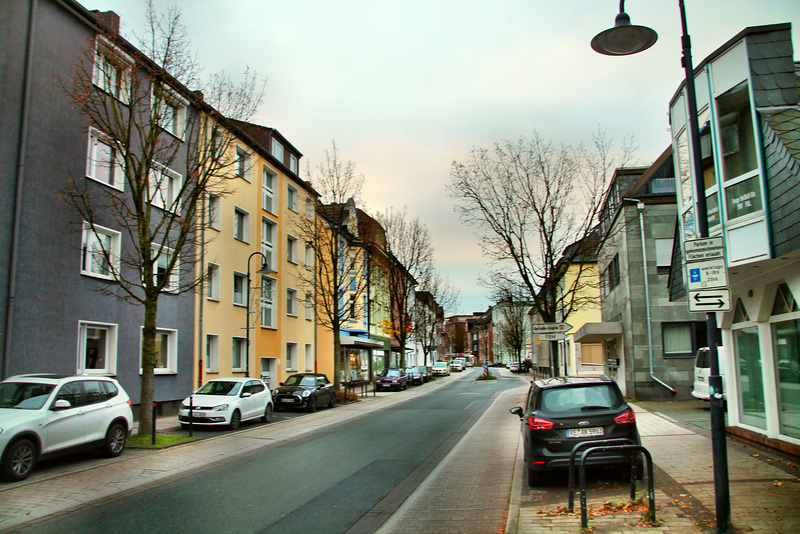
[53,399,72,410]
[241,392,252,398]
[279,382,285,386]
[509,406,524,419]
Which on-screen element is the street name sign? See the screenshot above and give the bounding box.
[532,322,572,334]
[688,288,732,312]
[534,332,567,344]
[686,258,728,291]
[684,237,725,262]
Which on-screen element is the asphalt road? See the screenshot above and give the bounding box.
[19,369,518,534]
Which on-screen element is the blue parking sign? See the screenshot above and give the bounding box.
[690,268,700,283]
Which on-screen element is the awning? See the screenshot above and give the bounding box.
[340,335,384,349]
[573,322,623,343]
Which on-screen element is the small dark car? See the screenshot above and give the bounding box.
[510,375,640,486]
[375,368,407,391]
[272,373,336,412]
[405,367,423,386]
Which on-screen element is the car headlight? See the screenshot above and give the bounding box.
[273,389,280,396]
[212,404,229,412]
[302,390,312,398]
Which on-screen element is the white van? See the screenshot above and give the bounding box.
[691,347,726,401]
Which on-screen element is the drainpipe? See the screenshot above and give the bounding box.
[624,198,676,394]
[3,0,38,380]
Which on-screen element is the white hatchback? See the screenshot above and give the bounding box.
[0,374,133,482]
[178,378,273,430]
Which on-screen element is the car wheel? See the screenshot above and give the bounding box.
[527,466,545,487]
[180,423,190,430]
[261,403,273,423]
[328,393,336,409]
[308,396,318,413]
[229,410,242,430]
[1,438,37,482]
[102,422,127,458]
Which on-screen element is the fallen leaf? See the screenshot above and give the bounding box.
[773,481,783,487]
[752,454,760,458]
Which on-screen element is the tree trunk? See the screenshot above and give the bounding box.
[138,297,158,436]
[333,332,343,391]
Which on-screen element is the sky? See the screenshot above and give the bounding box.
[84,0,800,315]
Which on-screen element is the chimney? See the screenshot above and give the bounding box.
[91,10,120,35]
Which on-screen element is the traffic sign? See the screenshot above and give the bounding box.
[532,322,573,334]
[685,237,725,262]
[688,288,732,312]
[686,258,728,291]
[534,332,567,344]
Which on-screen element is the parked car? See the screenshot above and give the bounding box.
[691,347,728,401]
[179,377,273,429]
[405,367,424,386]
[415,365,430,383]
[510,375,641,486]
[0,374,133,482]
[450,360,464,372]
[432,361,450,376]
[272,373,336,412]
[375,368,408,391]
[507,361,521,372]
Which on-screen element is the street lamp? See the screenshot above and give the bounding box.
[592,2,731,532]
[245,251,276,378]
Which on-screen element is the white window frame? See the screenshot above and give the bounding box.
[205,333,219,373]
[152,84,187,139]
[290,154,299,174]
[236,145,250,182]
[271,138,284,162]
[233,206,250,243]
[305,292,313,321]
[233,271,247,306]
[150,163,183,212]
[232,337,247,372]
[153,244,179,292]
[207,262,220,301]
[261,217,275,269]
[93,35,133,102]
[81,222,121,280]
[139,327,178,375]
[86,128,124,190]
[287,184,299,212]
[208,194,221,231]
[77,320,118,375]
[260,276,277,328]
[286,287,298,317]
[305,243,314,271]
[286,342,297,371]
[287,234,298,263]
[305,197,314,221]
[305,343,313,371]
[262,165,277,214]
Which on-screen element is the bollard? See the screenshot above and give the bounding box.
[188,395,193,438]
[151,402,157,445]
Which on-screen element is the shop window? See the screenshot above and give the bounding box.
[734,326,765,429]
[770,283,800,439]
[771,283,798,315]
[717,81,758,181]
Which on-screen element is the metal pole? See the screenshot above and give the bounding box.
[678,1,731,531]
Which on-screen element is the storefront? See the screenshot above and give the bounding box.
[340,335,384,383]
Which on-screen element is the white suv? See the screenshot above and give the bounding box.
[0,374,133,481]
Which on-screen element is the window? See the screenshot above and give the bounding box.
[150,163,182,212]
[206,334,219,372]
[233,207,250,242]
[286,342,297,371]
[290,154,299,174]
[655,238,673,274]
[581,343,604,366]
[602,254,620,297]
[78,321,117,374]
[233,272,247,306]
[93,36,132,101]
[271,138,284,163]
[152,85,186,139]
[206,263,220,301]
[86,128,124,189]
[147,328,177,374]
[260,276,276,328]
[661,322,706,357]
[236,146,249,181]
[153,244,178,292]
[232,337,246,372]
[208,194,221,230]
[286,288,298,316]
[81,222,120,280]
[305,197,314,221]
[261,217,275,268]
[305,344,313,371]
[305,243,314,270]
[287,235,298,263]
[287,184,299,212]
[305,292,313,320]
[262,165,276,214]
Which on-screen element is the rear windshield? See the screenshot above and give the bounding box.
[538,384,623,413]
[695,349,710,368]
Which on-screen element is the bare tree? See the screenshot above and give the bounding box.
[448,129,633,374]
[495,300,530,369]
[62,4,265,434]
[294,141,367,390]
[375,208,435,369]
[413,273,460,366]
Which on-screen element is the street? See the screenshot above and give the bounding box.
[9,369,519,534]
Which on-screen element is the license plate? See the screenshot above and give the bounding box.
[567,427,603,438]
[192,411,206,418]
[281,398,295,403]
[697,376,705,382]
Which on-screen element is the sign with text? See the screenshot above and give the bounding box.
[532,322,573,334]
[684,237,725,262]
[533,332,567,344]
[686,258,728,291]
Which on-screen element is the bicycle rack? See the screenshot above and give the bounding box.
[567,438,636,512]
[577,444,655,530]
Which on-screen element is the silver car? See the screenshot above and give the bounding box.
[0,374,133,481]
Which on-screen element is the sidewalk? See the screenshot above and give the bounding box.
[512,397,800,533]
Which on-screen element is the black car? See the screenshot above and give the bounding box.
[272,373,336,412]
[510,375,640,486]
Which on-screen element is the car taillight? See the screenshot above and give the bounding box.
[127,399,132,407]
[527,416,555,430]
[614,409,636,424]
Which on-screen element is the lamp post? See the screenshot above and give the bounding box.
[246,251,276,378]
[592,2,731,532]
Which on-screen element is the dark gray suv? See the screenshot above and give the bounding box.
[510,375,640,486]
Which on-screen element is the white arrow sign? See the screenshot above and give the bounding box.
[532,322,573,334]
[534,332,567,344]
[688,288,732,312]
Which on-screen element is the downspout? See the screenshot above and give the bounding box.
[3,0,38,379]
[198,185,205,388]
[624,198,676,394]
